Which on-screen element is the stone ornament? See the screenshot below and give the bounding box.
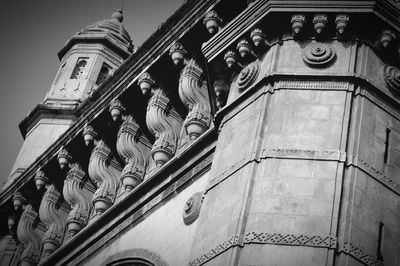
[203,10,222,34]
[82,125,97,146]
[335,14,349,35]
[383,65,400,93]
[291,14,306,36]
[34,170,49,191]
[250,28,266,47]
[236,60,260,91]
[109,99,126,121]
[13,191,27,211]
[313,14,328,34]
[169,42,188,65]
[302,42,336,68]
[224,50,238,68]
[182,192,203,225]
[138,72,156,95]
[57,146,72,170]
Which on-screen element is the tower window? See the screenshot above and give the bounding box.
[96,63,112,85]
[70,58,88,79]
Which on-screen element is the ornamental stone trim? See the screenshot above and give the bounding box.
[236,61,260,91]
[302,42,336,68]
[383,65,400,93]
[182,192,203,225]
[275,80,349,91]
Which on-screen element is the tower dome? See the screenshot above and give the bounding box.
[58,10,134,60]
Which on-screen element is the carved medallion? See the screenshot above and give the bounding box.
[236,61,260,91]
[182,192,203,225]
[302,42,335,68]
[383,65,400,93]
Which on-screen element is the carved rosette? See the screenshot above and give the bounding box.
[182,192,203,225]
[38,185,66,262]
[17,204,42,266]
[383,65,400,93]
[63,163,93,239]
[179,59,212,140]
[117,115,152,191]
[236,61,260,91]
[88,140,122,214]
[146,89,183,167]
[302,42,336,67]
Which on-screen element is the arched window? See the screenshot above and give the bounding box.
[102,249,168,266]
[96,63,112,85]
[70,58,88,79]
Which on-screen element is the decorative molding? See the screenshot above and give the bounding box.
[179,59,212,140]
[383,65,400,93]
[101,248,169,266]
[17,204,42,266]
[357,87,400,121]
[146,89,183,167]
[346,155,400,195]
[182,192,203,225]
[63,163,94,240]
[38,185,66,262]
[236,60,260,91]
[275,80,350,91]
[339,242,383,266]
[302,42,336,68]
[88,140,122,215]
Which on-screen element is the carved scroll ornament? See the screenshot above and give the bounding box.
[179,59,212,140]
[17,204,42,266]
[182,192,203,225]
[117,115,152,191]
[88,140,122,215]
[63,163,93,239]
[302,42,336,67]
[236,60,260,91]
[38,184,66,262]
[146,89,183,167]
[383,65,400,93]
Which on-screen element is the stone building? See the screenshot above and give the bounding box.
[0,0,400,265]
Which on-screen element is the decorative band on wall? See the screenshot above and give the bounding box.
[189,233,381,266]
[275,80,349,91]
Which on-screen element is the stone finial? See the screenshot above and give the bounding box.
[224,50,238,68]
[82,124,97,147]
[110,9,123,23]
[313,14,328,35]
[203,10,222,34]
[109,99,126,122]
[13,191,27,211]
[236,39,252,58]
[335,14,349,35]
[179,59,212,140]
[380,30,396,48]
[88,140,122,215]
[63,163,93,239]
[34,169,49,191]
[57,146,72,170]
[138,72,156,95]
[250,28,266,47]
[291,14,306,36]
[38,185,66,262]
[169,42,188,66]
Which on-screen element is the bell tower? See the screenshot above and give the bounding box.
[6,10,133,186]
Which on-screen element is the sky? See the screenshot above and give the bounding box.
[0,0,183,182]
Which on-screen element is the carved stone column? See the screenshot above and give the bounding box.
[63,163,94,240]
[146,89,183,167]
[38,184,67,262]
[17,205,42,266]
[116,115,152,192]
[88,140,122,215]
[179,59,212,140]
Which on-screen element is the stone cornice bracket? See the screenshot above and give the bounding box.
[117,115,152,192]
[57,146,72,170]
[88,140,122,215]
[250,28,266,50]
[335,14,349,37]
[291,14,306,37]
[63,163,93,240]
[13,191,27,211]
[169,42,189,66]
[34,169,49,191]
[203,10,222,35]
[82,124,97,147]
[224,50,240,69]
[383,65,400,93]
[38,184,66,262]
[17,204,42,266]
[313,14,328,36]
[380,30,397,49]
[146,89,183,167]
[236,39,256,59]
[138,72,156,96]
[179,59,212,140]
[109,99,126,122]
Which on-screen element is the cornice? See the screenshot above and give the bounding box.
[201,0,400,62]
[0,0,221,207]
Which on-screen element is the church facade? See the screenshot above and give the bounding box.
[0,0,400,265]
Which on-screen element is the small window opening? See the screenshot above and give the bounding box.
[384,128,391,163]
[70,58,88,79]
